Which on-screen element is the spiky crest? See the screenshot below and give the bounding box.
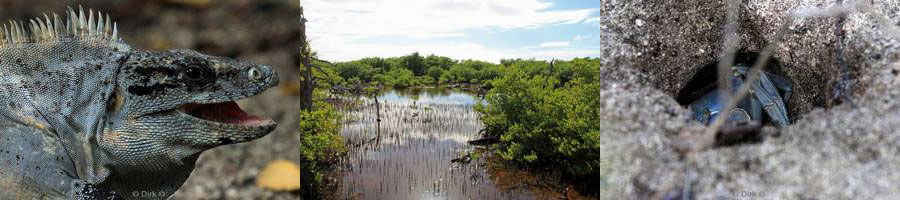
[0,5,123,49]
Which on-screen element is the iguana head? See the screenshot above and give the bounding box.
[100,49,278,171]
[0,6,281,198]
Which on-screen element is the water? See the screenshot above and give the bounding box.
[336,88,538,199]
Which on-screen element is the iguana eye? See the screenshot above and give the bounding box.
[181,65,212,86]
[248,66,265,82]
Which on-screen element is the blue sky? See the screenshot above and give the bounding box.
[302,0,602,63]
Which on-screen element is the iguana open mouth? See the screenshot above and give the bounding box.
[178,101,270,126]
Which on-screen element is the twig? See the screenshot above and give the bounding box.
[309,58,332,76]
[681,168,693,200]
[833,0,857,107]
[298,6,314,110]
[312,57,334,66]
[717,0,741,106]
[653,1,742,198]
[306,57,340,87]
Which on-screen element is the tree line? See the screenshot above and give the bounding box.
[325,52,511,89]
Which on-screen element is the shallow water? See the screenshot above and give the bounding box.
[336,88,539,199]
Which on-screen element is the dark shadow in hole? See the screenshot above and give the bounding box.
[675,51,792,124]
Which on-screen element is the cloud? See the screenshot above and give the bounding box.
[582,16,603,28]
[301,0,599,62]
[536,41,571,48]
[573,35,590,41]
[317,41,602,63]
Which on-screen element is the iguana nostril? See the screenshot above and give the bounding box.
[268,66,278,85]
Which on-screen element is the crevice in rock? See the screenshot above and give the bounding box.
[675,52,791,115]
[673,52,800,131]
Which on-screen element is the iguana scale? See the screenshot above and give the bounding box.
[0,6,279,199]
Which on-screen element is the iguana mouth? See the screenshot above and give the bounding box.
[178,101,270,126]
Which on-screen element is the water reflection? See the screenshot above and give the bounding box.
[378,87,481,106]
[337,88,531,199]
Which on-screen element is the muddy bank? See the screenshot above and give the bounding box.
[588,0,900,199]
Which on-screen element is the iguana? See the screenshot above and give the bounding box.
[0,6,279,199]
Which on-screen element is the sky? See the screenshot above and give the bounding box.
[301,0,603,63]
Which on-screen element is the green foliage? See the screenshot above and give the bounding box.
[358,57,390,72]
[476,58,609,177]
[427,67,445,81]
[401,52,426,76]
[424,54,455,70]
[443,60,500,85]
[478,63,504,81]
[447,63,476,83]
[328,53,501,89]
[374,67,416,88]
[438,72,453,84]
[335,61,374,83]
[418,76,435,85]
[297,102,346,198]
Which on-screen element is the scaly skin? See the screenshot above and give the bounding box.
[0,7,279,200]
[94,49,278,199]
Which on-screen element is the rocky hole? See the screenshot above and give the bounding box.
[675,52,798,145]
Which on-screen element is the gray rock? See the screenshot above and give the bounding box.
[590,0,900,199]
